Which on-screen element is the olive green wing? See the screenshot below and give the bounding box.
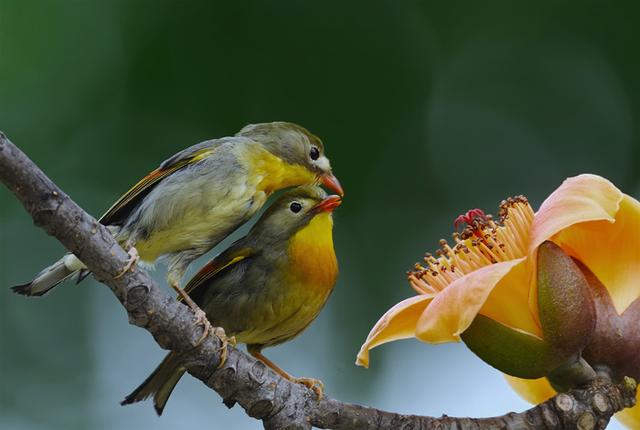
[99,141,218,226]
[179,246,255,302]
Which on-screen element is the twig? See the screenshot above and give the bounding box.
[0,131,635,430]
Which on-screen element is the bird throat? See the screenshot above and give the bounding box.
[287,213,338,289]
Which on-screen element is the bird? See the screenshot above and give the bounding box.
[121,185,341,415]
[11,122,343,335]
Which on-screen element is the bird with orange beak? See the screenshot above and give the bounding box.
[12,122,343,334]
[121,185,341,414]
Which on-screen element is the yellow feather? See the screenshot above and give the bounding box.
[245,146,317,194]
[287,213,338,288]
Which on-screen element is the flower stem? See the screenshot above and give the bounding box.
[548,355,597,392]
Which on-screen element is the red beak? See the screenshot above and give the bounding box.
[313,195,342,213]
[320,173,344,197]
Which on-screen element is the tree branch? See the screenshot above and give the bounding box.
[1,131,636,430]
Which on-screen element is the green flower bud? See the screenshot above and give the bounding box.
[462,314,560,378]
[537,241,596,357]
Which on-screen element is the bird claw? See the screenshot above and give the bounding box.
[293,377,325,399]
[212,327,236,369]
[246,348,324,399]
[114,247,139,279]
[190,315,235,370]
[170,281,221,358]
[192,308,214,347]
[171,282,235,369]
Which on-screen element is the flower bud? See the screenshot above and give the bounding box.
[462,314,559,378]
[537,241,596,358]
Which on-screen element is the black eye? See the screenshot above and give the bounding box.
[289,202,302,213]
[309,146,320,161]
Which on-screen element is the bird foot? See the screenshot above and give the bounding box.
[192,307,214,347]
[186,301,234,369]
[114,247,139,279]
[212,327,236,369]
[170,282,215,349]
[292,377,325,399]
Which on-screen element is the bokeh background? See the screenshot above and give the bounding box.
[1,1,639,429]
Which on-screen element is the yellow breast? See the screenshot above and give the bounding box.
[287,213,338,289]
[231,213,338,347]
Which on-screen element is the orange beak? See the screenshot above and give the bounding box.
[320,173,344,197]
[313,195,342,213]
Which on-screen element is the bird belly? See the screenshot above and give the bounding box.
[232,279,333,347]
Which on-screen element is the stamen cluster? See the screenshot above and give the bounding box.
[408,196,534,294]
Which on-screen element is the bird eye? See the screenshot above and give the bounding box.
[309,146,320,161]
[289,202,302,213]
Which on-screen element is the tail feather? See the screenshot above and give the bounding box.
[11,254,85,296]
[121,352,185,416]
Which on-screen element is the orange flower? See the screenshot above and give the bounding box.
[356,174,640,426]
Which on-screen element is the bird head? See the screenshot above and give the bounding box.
[250,185,342,244]
[237,122,344,196]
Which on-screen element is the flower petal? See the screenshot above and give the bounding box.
[529,174,623,255]
[356,295,432,368]
[616,394,640,429]
[481,258,542,337]
[504,374,556,404]
[416,258,526,343]
[554,194,640,314]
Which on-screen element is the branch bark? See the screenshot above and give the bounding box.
[1,131,636,430]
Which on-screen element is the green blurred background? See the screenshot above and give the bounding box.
[1,1,639,429]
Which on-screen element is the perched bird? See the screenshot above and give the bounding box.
[12,122,342,329]
[121,185,341,415]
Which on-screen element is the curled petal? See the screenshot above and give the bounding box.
[504,374,555,404]
[416,258,526,343]
[529,174,622,255]
[356,295,432,368]
[554,195,640,314]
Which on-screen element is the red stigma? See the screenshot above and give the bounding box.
[454,208,487,230]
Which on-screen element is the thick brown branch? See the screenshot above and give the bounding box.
[0,131,636,429]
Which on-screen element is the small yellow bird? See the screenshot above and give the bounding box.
[121,185,340,415]
[12,122,342,325]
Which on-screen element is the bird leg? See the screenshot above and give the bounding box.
[114,247,140,279]
[167,262,235,366]
[170,281,214,346]
[247,346,324,398]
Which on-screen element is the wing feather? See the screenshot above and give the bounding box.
[99,143,217,225]
[179,248,253,301]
